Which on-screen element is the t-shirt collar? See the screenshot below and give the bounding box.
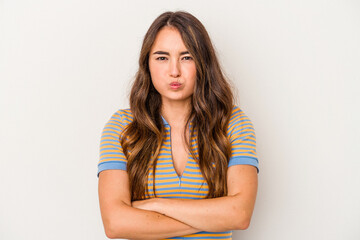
[160,115,194,127]
[161,115,170,126]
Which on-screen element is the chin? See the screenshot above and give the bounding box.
[162,95,192,103]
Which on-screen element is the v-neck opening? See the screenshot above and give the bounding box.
[167,124,191,179]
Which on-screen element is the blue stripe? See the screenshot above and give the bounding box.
[229,156,259,173]
[99,151,124,157]
[148,176,179,180]
[181,176,205,180]
[97,161,126,177]
[179,181,207,186]
[148,181,179,186]
[148,172,176,176]
[100,156,126,160]
[150,191,207,196]
[100,147,121,151]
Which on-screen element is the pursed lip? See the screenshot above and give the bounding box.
[169,81,182,89]
[170,82,181,86]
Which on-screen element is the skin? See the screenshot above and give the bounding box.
[149,26,196,121]
[98,26,258,239]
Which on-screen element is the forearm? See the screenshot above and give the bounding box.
[130,166,258,233]
[150,195,252,232]
[103,202,200,239]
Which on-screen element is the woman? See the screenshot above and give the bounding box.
[98,11,259,240]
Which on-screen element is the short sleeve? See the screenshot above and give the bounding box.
[97,109,132,177]
[227,106,259,173]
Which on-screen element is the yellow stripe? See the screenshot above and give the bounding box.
[185,168,201,173]
[98,159,126,164]
[147,183,180,189]
[153,169,175,173]
[231,139,256,145]
[179,178,207,184]
[121,111,133,119]
[181,183,208,189]
[183,172,203,177]
[232,152,257,157]
[147,174,177,180]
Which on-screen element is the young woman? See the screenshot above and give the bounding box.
[97,11,259,240]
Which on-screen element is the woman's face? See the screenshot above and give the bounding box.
[149,26,197,105]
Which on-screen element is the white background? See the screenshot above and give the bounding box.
[1,0,359,239]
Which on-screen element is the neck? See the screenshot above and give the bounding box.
[160,99,192,128]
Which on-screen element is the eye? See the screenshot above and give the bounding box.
[156,56,167,61]
[182,56,193,61]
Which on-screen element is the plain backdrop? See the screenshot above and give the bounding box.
[1,0,359,239]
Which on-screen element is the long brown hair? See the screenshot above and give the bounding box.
[121,11,234,201]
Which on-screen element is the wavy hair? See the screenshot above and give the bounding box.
[120,11,234,201]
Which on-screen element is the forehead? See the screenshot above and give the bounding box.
[151,27,188,52]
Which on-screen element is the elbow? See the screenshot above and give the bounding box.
[105,230,116,239]
[231,211,252,230]
[103,218,126,239]
[105,226,142,240]
[104,222,118,239]
[105,229,118,239]
[234,218,251,230]
[101,202,134,239]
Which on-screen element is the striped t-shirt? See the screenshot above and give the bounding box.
[98,105,259,240]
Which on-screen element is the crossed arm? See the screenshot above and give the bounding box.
[98,164,258,239]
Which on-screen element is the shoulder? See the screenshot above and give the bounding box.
[227,106,259,171]
[101,108,134,141]
[229,105,245,120]
[108,108,134,125]
[228,105,255,133]
[103,108,134,132]
[98,109,133,176]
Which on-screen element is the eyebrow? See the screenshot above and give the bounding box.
[152,51,190,55]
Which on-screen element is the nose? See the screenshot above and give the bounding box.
[169,59,181,78]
